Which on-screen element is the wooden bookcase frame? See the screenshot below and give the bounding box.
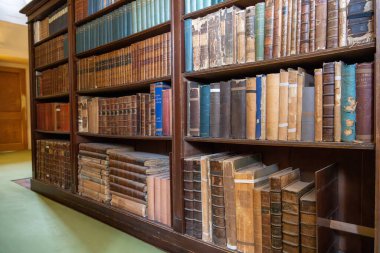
[21,0,380,252]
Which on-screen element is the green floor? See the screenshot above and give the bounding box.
[0,150,164,253]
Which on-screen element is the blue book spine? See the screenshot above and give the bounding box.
[184,19,193,72]
[185,0,191,14]
[197,0,203,11]
[142,0,147,30]
[147,0,151,28]
[200,85,210,137]
[155,0,160,25]
[150,0,155,26]
[89,0,93,15]
[123,5,127,37]
[137,0,142,32]
[160,0,165,23]
[204,0,212,8]
[165,0,170,21]
[127,4,132,36]
[155,82,170,136]
[132,2,137,34]
[190,0,196,12]
[341,64,357,142]
[256,75,262,139]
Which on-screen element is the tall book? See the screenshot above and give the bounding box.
[208,11,222,68]
[315,0,327,50]
[334,61,342,142]
[231,79,246,139]
[188,82,201,137]
[356,62,374,142]
[246,77,257,139]
[256,75,264,140]
[264,0,275,59]
[210,82,221,138]
[255,2,266,61]
[236,10,246,64]
[272,0,283,58]
[223,154,262,250]
[314,68,323,141]
[278,70,289,141]
[246,6,256,63]
[327,0,339,48]
[235,163,279,253]
[309,0,316,52]
[192,18,201,71]
[270,168,300,252]
[287,69,298,141]
[300,189,317,253]
[266,73,280,140]
[200,85,211,137]
[199,17,209,70]
[341,63,356,142]
[300,0,310,53]
[290,0,298,55]
[296,0,302,53]
[281,0,289,56]
[322,62,335,141]
[185,19,193,72]
[225,7,239,65]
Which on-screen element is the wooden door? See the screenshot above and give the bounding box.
[0,66,27,151]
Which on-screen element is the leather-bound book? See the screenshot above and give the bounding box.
[220,9,227,66]
[246,77,257,139]
[266,73,280,140]
[264,0,275,60]
[314,68,323,141]
[282,181,314,253]
[356,62,373,142]
[315,0,327,50]
[235,163,280,253]
[253,183,270,253]
[334,61,342,142]
[246,6,256,63]
[192,18,201,71]
[270,168,300,252]
[193,155,203,239]
[341,63,356,142]
[220,81,231,138]
[309,0,316,52]
[327,0,339,48]
[279,70,289,141]
[300,0,310,53]
[300,189,316,253]
[208,11,222,68]
[224,154,261,250]
[301,86,315,141]
[347,0,374,46]
[225,7,240,65]
[338,0,347,47]
[162,89,171,136]
[231,79,247,139]
[273,0,283,58]
[290,0,298,55]
[281,0,289,57]
[322,62,335,141]
[188,82,200,137]
[255,2,266,61]
[210,155,234,247]
[287,69,298,141]
[200,85,211,137]
[261,184,272,253]
[256,75,267,140]
[210,83,221,138]
[286,0,293,55]
[236,10,246,64]
[199,17,209,70]
[296,0,302,54]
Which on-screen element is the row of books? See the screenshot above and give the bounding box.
[35,34,68,68]
[78,82,172,137]
[35,64,69,97]
[76,0,171,53]
[184,152,331,252]
[36,103,70,132]
[78,143,171,226]
[187,61,373,143]
[77,32,172,91]
[75,0,121,22]
[33,4,68,43]
[36,140,71,190]
[184,1,374,72]
[184,0,226,14]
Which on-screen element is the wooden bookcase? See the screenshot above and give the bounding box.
[21,0,380,252]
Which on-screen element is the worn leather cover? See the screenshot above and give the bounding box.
[210,83,221,138]
[192,18,201,71]
[264,0,275,59]
[261,185,272,252]
[315,0,327,50]
[309,0,316,52]
[300,0,310,53]
[266,73,280,140]
[231,79,247,139]
[287,69,298,140]
[290,0,298,54]
[225,7,239,65]
[338,0,347,46]
[208,12,222,68]
[281,0,289,56]
[246,6,256,62]
[255,3,266,61]
[296,0,302,53]
[322,62,335,141]
[236,10,246,64]
[246,78,257,139]
[273,0,283,58]
[341,63,357,142]
[356,62,373,142]
[327,0,339,48]
[188,82,201,137]
[279,70,289,140]
[314,68,323,141]
[220,81,231,138]
[333,61,342,142]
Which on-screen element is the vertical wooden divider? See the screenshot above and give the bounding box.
[171,0,185,233]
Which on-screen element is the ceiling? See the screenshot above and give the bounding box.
[0,0,32,25]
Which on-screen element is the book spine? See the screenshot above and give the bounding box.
[322,62,335,141]
[314,68,323,141]
[256,76,263,140]
[334,61,342,142]
[309,0,316,52]
[341,64,356,142]
[245,6,256,63]
[246,78,257,139]
[231,80,247,139]
[315,0,327,50]
[236,10,246,64]
[185,19,193,72]
[278,70,289,141]
[272,0,282,58]
[327,0,339,48]
[287,70,298,140]
[338,0,347,47]
[210,83,221,138]
[189,82,201,137]
[261,189,271,252]
[266,74,280,140]
[302,87,316,141]
[281,0,289,57]
[200,85,211,137]
[264,0,275,60]
[290,0,298,54]
[220,81,231,138]
[192,18,201,72]
[199,17,209,70]
[300,0,310,53]
[255,3,266,61]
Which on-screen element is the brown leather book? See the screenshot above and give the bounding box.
[264,0,275,59]
[208,11,222,68]
[109,174,146,193]
[286,0,293,55]
[192,18,201,71]
[188,81,201,137]
[334,61,342,142]
[253,183,269,253]
[110,167,147,184]
[220,81,232,138]
[225,6,240,65]
[300,189,317,252]
[273,0,283,58]
[356,62,374,142]
[290,0,298,55]
[314,68,323,141]
[111,193,147,217]
[110,182,146,201]
[279,70,289,140]
[236,10,246,64]
[261,184,272,253]
[287,69,298,141]
[327,0,339,48]
[338,0,347,47]
[315,0,327,50]
[309,0,316,52]
[246,77,257,139]
[246,6,256,62]
[147,174,155,220]
[300,0,310,53]
[231,79,247,139]
[224,154,261,250]
[281,0,289,57]
[192,156,203,239]
[322,62,335,142]
[266,73,280,140]
[296,0,302,54]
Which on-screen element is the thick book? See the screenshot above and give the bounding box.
[184,19,193,72]
[231,79,247,139]
[278,70,289,141]
[300,189,317,253]
[322,62,335,142]
[200,85,211,137]
[334,61,342,142]
[220,81,231,138]
[246,77,257,139]
[188,82,201,137]
[356,62,374,142]
[210,83,221,138]
[341,63,356,142]
[255,3,266,61]
[327,0,339,48]
[315,0,327,50]
[301,87,315,141]
[266,73,280,140]
[287,69,298,141]
[246,6,256,62]
[264,0,275,59]
[314,68,323,141]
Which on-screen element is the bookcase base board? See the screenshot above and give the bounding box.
[30,179,232,253]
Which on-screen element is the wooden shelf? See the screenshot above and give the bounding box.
[34,58,68,72]
[77,132,172,141]
[77,76,172,95]
[185,137,375,150]
[35,93,69,100]
[34,27,68,47]
[76,21,171,58]
[35,130,70,135]
[183,43,376,81]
